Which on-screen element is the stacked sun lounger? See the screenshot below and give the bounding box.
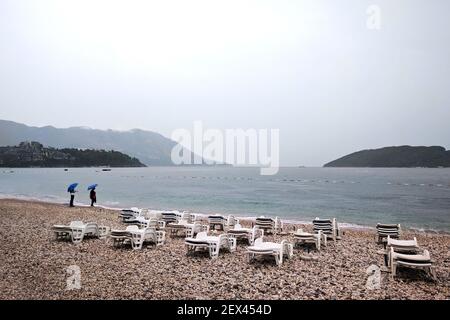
[389,247,436,280]
[376,223,401,244]
[255,216,283,234]
[385,235,436,280]
[312,218,341,244]
[376,230,436,280]
[208,215,228,230]
[119,208,143,224]
[161,211,179,224]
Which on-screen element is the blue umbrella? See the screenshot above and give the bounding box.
[87,184,98,191]
[67,183,78,192]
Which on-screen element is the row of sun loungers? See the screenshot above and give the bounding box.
[51,213,437,279]
[184,229,293,265]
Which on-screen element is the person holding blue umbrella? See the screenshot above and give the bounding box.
[67,183,78,207]
[88,184,98,207]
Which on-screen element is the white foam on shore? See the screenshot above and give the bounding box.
[1,193,447,234]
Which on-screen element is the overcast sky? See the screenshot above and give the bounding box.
[0,0,449,166]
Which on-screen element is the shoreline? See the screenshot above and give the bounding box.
[0,195,448,235]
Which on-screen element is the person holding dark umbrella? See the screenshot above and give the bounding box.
[67,183,78,207]
[88,184,98,207]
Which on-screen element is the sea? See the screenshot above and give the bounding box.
[0,167,449,232]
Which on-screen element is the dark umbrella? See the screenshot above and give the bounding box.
[67,183,78,193]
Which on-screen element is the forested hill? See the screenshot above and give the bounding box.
[324,146,450,168]
[0,141,146,167]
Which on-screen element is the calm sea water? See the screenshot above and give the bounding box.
[0,167,449,232]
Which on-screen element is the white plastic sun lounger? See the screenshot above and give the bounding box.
[134,216,166,230]
[227,224,263,245]
[166,220,206,237]
[381,235,421,266]
[313,218,341,244]
[376,223,401,244]
[387,236,419,252]
[128,226,166,250]
[246,237,293,266]
[389,247,436,280]
[185,232,236,259]
[52,221,100,244]
[255,216,283,234]
[110,225,166,250]
[293,228,323,251]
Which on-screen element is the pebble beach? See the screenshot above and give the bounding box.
[0,198,449,300]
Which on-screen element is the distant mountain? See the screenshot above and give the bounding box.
[0,141,145,167]
[0,119,190,166]
[324,146,450,168]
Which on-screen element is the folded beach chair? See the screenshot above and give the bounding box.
[52,221,100,244]
[208,214,228,231]
[161,211,179,224]
[255,216,283,234]
[185,232,236,259]
[246,237,293,266]
[293,228,323,251]
[376,223,401,244]
[313,218,341,244]
[389,247,436,280]
[227,224,263,245]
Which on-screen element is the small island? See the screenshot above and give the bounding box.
[324,145,450,168]
[0,141,146,167]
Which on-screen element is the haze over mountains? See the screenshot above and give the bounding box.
[0,119,179,165]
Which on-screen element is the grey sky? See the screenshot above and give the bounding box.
[0,0,449,166]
